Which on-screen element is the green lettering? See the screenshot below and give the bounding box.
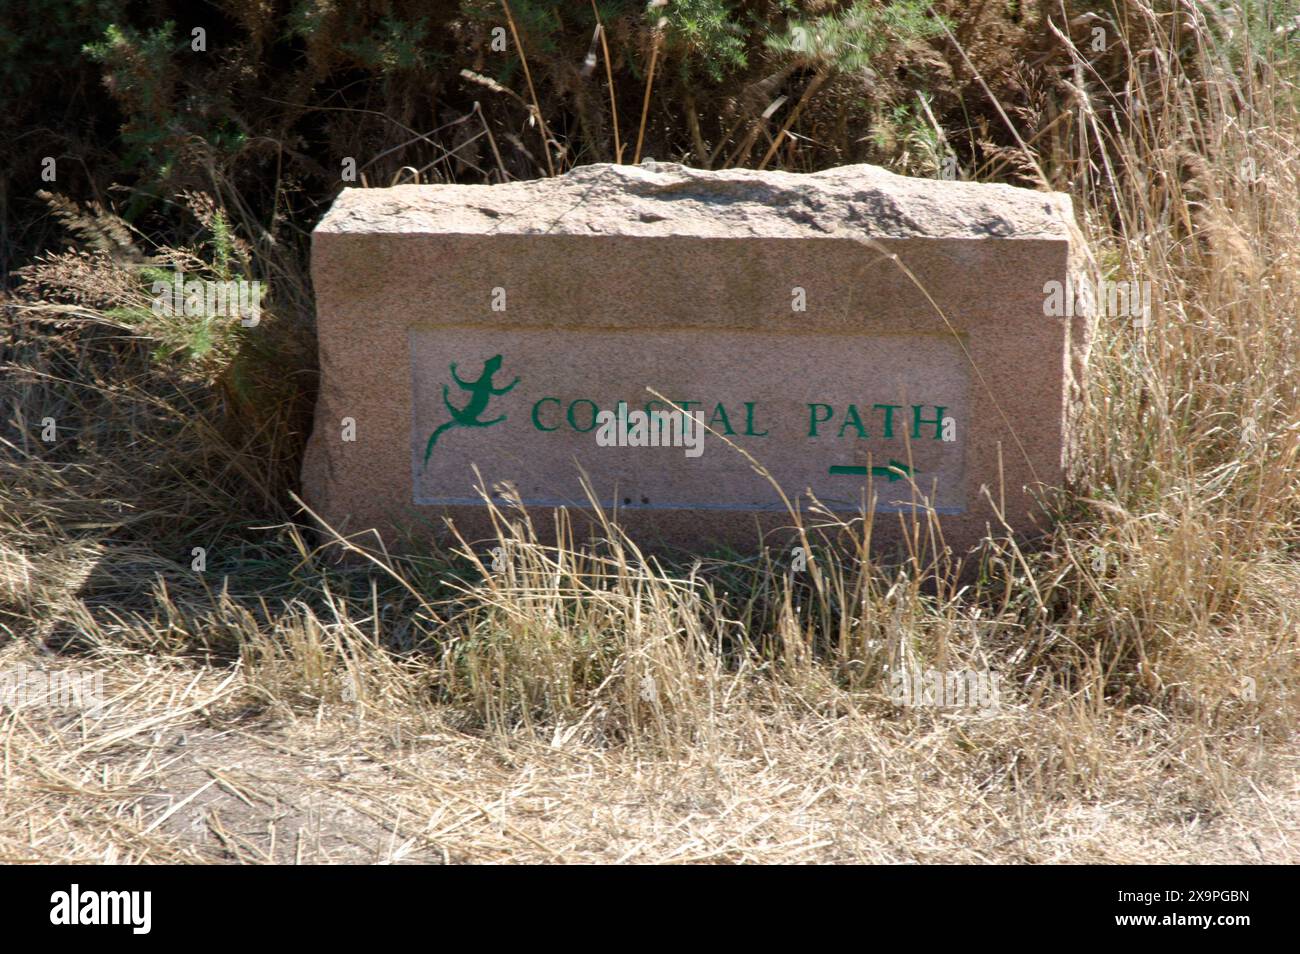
[838,403,869,439]
[873,404,902,439]
[567,399,599,433]
[808,403,834,437]
[911,405,946,440]
[532,397,561,432]
[708,402,736,435]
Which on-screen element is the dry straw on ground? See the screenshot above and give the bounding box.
[1,3,1297,862]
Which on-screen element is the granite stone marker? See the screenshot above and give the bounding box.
[303,162,1089,553]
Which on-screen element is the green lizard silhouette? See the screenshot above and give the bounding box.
[423,354,519,466]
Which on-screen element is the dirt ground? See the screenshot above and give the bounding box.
[3,654,1294,864]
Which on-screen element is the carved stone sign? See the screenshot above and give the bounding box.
[303,162,1088,553]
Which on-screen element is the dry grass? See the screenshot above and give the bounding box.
[2,645,1295,864]
[1,2,1298,863]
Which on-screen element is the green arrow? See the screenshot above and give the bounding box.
[827,460,914,482]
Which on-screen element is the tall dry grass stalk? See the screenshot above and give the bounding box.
[1,2,1296,851]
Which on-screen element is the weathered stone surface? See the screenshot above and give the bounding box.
[303,161,1090,555]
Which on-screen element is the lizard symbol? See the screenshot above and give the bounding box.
[423,354,519,466]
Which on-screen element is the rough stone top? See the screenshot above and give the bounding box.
[316,161,1075,242]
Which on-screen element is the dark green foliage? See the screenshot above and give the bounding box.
[1,1,983,272]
